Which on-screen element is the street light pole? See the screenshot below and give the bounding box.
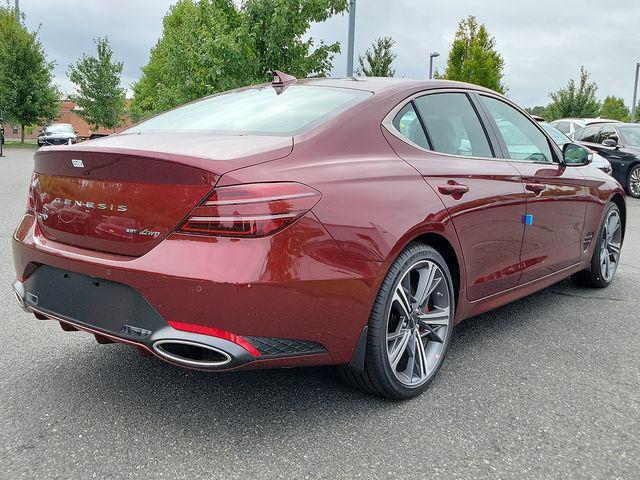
[631,62,640,123]
[429,52,440,79]
[346,0,356,77]
[14,0,19,19]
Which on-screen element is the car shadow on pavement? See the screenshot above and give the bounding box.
[7,277,617,442]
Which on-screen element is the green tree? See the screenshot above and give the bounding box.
[526,105,548,118]
[599,95,630,122]
[546,67,601,121]
[131,0,347,119]
[439,16,505,93]
[0,6,59,142]
[356,36,396,77]
[68,37,126,131]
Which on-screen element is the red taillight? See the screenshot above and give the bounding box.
[178,182,321,237]
[168,320,261,357]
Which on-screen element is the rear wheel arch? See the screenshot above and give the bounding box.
[408,232,462,307]
[610,193,626,242]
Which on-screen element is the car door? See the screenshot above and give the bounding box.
[477,94,587,284]
[383,91,527,301]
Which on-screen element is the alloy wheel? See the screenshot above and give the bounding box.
[600,209,622,282]
[629,167,640,198]
[386,260,451,387]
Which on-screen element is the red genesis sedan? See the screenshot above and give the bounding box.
[12,75,626,399]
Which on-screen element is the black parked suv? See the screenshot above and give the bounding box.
[572,123,640,198]
[37,123,77,147]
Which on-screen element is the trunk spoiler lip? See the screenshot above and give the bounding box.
[34,140,294,177]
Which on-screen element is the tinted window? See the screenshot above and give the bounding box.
[555,121,570,134]
[392,103,428,149]
[412,93,492,157]
[481,96,553,162]
[598,126,619,144]
[579,126,601,143]
[126,86,371,135]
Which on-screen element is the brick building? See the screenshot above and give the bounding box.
[3,99,132,141]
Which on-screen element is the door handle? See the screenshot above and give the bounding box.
[525,183,546,195]
[438,183,469,196]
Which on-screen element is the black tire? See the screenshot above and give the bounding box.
[627,164,640,198]
[340,242,455,399]
[572,202,621,288]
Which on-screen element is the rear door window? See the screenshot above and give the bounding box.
[579,126,601,143]
[412,93,493,157]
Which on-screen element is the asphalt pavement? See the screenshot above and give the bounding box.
[1,147,638,479]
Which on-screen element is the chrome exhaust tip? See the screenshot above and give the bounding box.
[152,339,232,368]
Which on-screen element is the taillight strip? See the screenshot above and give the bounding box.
[188,212,299,223]
[204,192,318,206]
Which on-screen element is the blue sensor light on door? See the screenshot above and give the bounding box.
[523,214,534,225]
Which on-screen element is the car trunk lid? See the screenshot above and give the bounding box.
[32,133,293,256]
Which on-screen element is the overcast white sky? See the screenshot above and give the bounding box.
[20,0,640,108]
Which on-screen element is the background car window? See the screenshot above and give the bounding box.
[555,121,570,134]
[571,122,584,133]
[412,93,492,157]
[598,126,619,144]
[541,123,570,146]
[579,126,601,143]
[618,125,640,147]
[481,96,553,162]
[392,103,429,149]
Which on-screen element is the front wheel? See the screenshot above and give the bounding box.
[572,203,622,288]
[341,243,454,399]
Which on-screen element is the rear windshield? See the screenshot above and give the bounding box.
[126,85,371,136]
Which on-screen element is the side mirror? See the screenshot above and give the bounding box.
[563,143,591,166]
[602,138,618,148]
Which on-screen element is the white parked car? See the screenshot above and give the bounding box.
[549,118,620,138]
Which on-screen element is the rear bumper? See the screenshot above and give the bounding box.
[12,213,385,370]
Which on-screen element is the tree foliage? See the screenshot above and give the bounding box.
[599,95,630,122]
[67,37,126,131]
[131,0,347,119]
[545,67,601,121]
[0,6,59,142]
[356,36,396,77]
[439,16,505,93]
[526,105,548,118]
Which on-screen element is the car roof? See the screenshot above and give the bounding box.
[293,76,499,95]
[552,118,620,125]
